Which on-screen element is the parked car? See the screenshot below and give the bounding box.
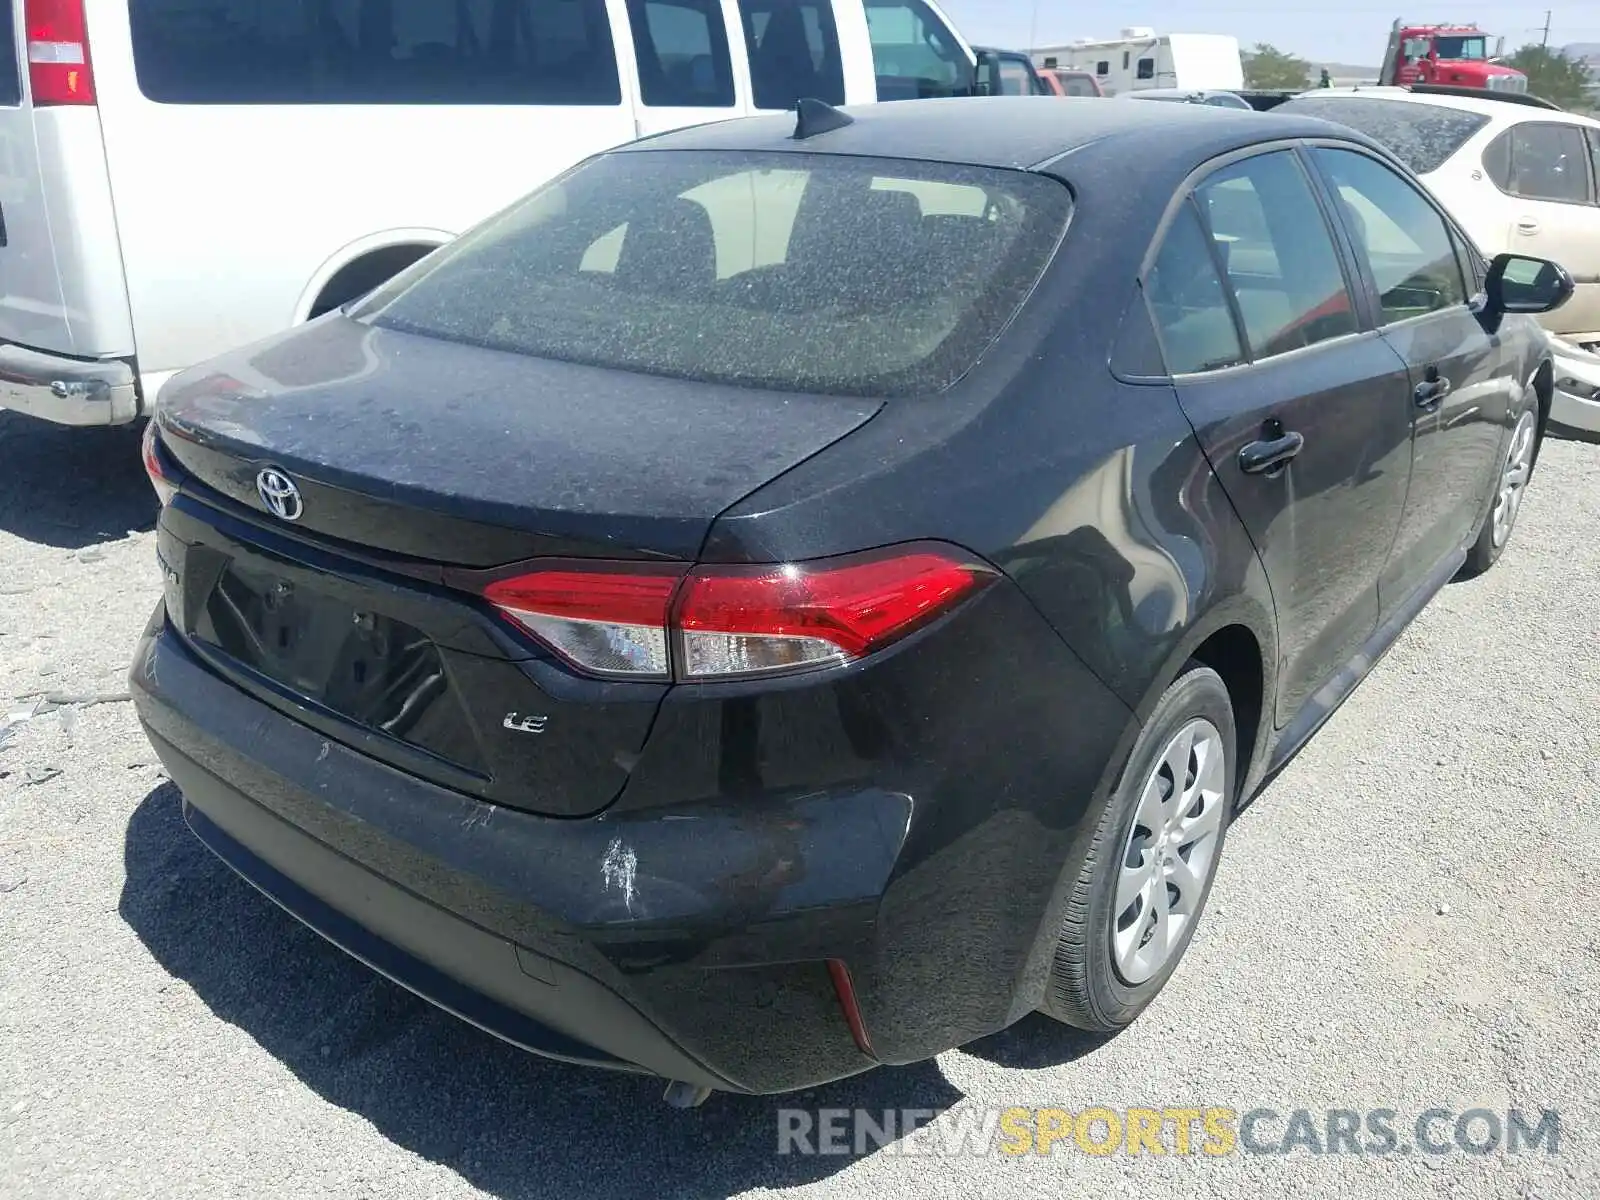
[1117,86,1253,109]
[1278,86,1600,440]
[133,96,1567,1104]
[1043,68,1105,97]
[0,0,976,429]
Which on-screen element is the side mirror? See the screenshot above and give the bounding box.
[972,49,998,97]
[1484,253,1574,316]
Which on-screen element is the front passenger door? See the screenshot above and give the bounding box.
[1308,146,1519,610]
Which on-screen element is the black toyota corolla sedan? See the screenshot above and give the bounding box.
[133,97,1570,1104]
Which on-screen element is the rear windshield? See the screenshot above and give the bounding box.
[1275,96,1491,176]
[354,150,1072,397]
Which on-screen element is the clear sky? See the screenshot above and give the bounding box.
[937,1,1600,67]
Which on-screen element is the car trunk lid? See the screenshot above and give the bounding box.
[157,316,881,565]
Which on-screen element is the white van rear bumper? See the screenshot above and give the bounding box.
[0,343,140,426]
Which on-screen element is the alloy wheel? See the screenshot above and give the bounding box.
[1492,409,1537,550]
[1112,718,1227,985]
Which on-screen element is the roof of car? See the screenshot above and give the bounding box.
[616,96,1368,176]
[1120,87,1240,99]
[1289,86,1600,128]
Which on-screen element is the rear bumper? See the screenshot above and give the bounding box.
[131,614,906,1093]
[131,569,1131,1093]
[0,342,140,426]
[169,762,729,1090]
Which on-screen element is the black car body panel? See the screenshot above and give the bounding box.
[157,317,883,566]
[133,97,1554,1094]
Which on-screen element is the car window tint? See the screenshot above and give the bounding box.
[1146,202,1245,374]
[1274,96,1490,175]
[1507,123,1593,204]
[127,0,621,105]
[0,0,20,107]
[865,0,970,100]
[1311,148,1466,324]
[1196,152,1359,360]
[355,150,1072,397]
[738,0,844,109]
[629,0,735,107]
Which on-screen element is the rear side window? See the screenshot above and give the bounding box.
[737,0,845,109]
[1274,96,1490,175]
[128,0,621,105]
[1146,202,1245,374]
[1195,152,1359,359]
[0,0,19,107]
[355,151,1072,396]
[1137,57,1155,80]
[865,0,971,100]
[1489,123,1595,204]
[629,0,735,107]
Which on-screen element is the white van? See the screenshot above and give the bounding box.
[1033,28,1244,97]
[0,0,974,427]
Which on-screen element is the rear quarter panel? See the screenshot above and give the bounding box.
[702,172,1281,788]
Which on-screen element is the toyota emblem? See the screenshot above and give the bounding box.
[256,467,304,522]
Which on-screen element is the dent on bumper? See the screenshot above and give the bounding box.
[0,342,140,426]
[130,616,902,1092]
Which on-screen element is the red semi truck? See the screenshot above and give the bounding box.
[1378,20,1529,92]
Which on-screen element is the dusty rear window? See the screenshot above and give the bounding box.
[1275,96,1490,176]
[354,150,1072,396]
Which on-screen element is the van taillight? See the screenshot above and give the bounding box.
[26,0,96,106]
[482,546,996,682]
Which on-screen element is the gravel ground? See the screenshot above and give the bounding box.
[1,409,1596,1200]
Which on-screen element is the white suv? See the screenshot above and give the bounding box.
[1279,86,1600,441]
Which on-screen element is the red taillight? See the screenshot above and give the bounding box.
[483,568,683,681]
[480,545,995,682]
[675,549,995,679]
[141,420,177,507]
[25,0,96,106]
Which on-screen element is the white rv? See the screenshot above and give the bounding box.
[1032,28,1244,96]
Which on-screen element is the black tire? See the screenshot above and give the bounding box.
[1459,386,1540,580]
[1042,664,1237,1033]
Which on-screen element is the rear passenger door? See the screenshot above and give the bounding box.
[1308,145,1520,606]
[1147,148,1415,726]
